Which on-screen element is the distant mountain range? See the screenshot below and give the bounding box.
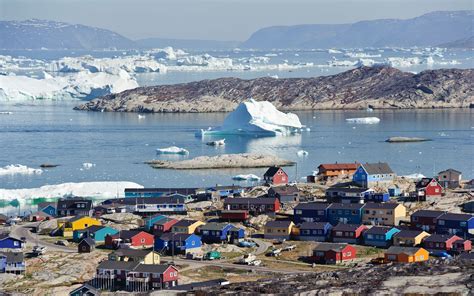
[1,11,473,50]
[242,10,474,49]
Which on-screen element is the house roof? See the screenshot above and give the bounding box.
[361,162,394,175]
[0,251,24,263]
[318,163,359,171]
[299,222,330,230]
[265,220,293,228]
[29,211,53,218]
[224,197,278,205]
[386,246,425,255]
[328,203,365,210]
[313,243,350,252]
[154,217,178,226]
[68,215,91,223]
[438,213,474,221]
[69,283,99,295]
[132,264,173,274]
[112,248,153,257]
[159,233,196,241]
[125,187,198,195]
[394,230,428,239]
[326,187,371,193]
[416,178,439,188]
[84,225,106,233]
[411,210,446,218]
[199,222,231,231]
[57,197,92,209]
[37,202,55,209]
[116,230,145,239]
[264,166,283,177]
[423,234,459,243]
[0,233,22,242]
[102,196,187,206]
[294,202,330,211]
[332,223,364,232]
[269,186,299,195]
[363,202,401,210]
[80,237,96,246]
[438,168,462,175]
[364,226,397,235]
[173,219,199,227]
[97,260,139,271]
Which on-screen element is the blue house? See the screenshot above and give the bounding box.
[206,186,245,198]
[364,192,390,203]
[0,251,25,274]
[73,225,119,242]
[0,234,24,249]
[37,202,57,217]
[143,214,167,231]
[352,163,395,188]
[363,226,400,247]
[228,226,246,242]
[435,213,474,239]
[327,203,365,225]
[154,233,202,254]
[198,223,236,243]
[293,202,330,224]
[298,222,332,242]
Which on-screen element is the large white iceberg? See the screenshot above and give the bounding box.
[198,99,303,137]
[0,164,42,176]
[345,117,380,124]
[156,146,189,155]
[232,174,261,181]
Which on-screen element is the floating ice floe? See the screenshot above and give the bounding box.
[206,139,225,146]
[0,164,43,176]
[232,174,261,181]
[0,111,12,114]
[297,150,309,157]
[82,163,96,169]
[138,114,146,119]
[403,173,426,180]
[156,146,189,155]
[0,181,143,201]
[345,117,380,124]
[197,99,303,137]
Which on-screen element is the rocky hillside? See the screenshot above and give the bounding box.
[75,66,474,113]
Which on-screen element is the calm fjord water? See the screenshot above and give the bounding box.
[0,103,473,190]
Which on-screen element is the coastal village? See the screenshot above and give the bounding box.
[0,161,473,295]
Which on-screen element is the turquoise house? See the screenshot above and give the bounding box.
[73,225,119,242]
[143,214,167,231]
[363,226,400,248]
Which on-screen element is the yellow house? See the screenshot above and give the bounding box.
[59,216,101,237]
[385,246,429,263]
[393,230,430,247]
[108,249,160,264]
[264,220,295,240]
[362,203,406,226]
[171,219,205,234]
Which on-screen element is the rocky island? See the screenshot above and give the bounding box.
[386,137,432,143]
[75,66,474,113]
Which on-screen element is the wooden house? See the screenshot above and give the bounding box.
[125,264,179,290]
[264,220,295,240]
[108,248,160,264]
[73,225,119,243]
[57,197,93,217]
[0,251,25,274]
[78,238,95,253]
[152,217,179,236]
[363,226,400,248]
[224,197,280,214]
[362,202,406,226]
[219,210,249,221]
[415,178,443,198]
[327,203,365,225]
[331,223,368,244]
[293,202,330,224]
[124,187,197,198]
[37,202,57,217]
[422,234,461,252]
[352,162,395,188]
[393,230,430,247]
[298,222,332,242]
[102,196,187,215]
[154,233,202,254]
[105,230,154,249]
[69,283,99,296]
[311,243,357,264]
[143,214,167,231]
[452,238,472,253]
[410,210,446,232]
[384,246,429,263]
[171,219,205,234]
[316,163,359,180]
[325,187,374,204]
[0,234,24,250]
[27,211,53,222]
[268,186,300,204]
[435,213,474,239]
[263,166,288,185]
[437,169,462,189]
[364,192,390,203]
[198,223,244,243]
[58,216,101,238]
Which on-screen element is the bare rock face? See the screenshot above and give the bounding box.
[75,66,474,113]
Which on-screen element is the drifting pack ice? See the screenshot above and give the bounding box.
[198,99,304,137]
[345,117,380,124]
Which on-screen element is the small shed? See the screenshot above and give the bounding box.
[78,238,95,253]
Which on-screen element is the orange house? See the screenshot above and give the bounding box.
[317,163,359,180]
[384,246,429,263]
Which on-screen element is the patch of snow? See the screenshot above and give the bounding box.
[156,146,189,155]
[198,99,303,137]
[345,117,380,124]
[328,49,342,54]
[0,164,42,176]
[403,173,426,180]
[206,139,225,146]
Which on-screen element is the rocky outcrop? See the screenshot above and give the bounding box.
[75,66,474,113]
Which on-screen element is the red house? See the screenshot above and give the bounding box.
[410,210,446,232]
[331,224,368,244]
[224,197,281,214]
[415,178,443,198]
[422,234,460,251]
[311,243,357,264]
[153,218,179,235]
[219,210,249,221]
[264,167,288,185]
[452,239,472,253]
[105,230,154,249]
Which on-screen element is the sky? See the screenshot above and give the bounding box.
[0,0,472,41]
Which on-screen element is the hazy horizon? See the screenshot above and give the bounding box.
[0,0,472,41]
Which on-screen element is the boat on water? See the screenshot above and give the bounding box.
[206,139,225,146]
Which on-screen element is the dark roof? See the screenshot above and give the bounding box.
[57,197,92,209]
[332,223,364,231]
[326,186,370,193]
[37,202,55,209]
[69,283,99,295]
[299,222,330,230]
[199,222,231,231]
[386,246,424,255]
[68,215,90,222]
[0,251,24,263]
[102,196,187,206]
[154,217,178,225]
[269,186,299,195]
[125,187,197,195]
[328,203,365,210]
[158,233,195,241]
[0,233,22,242]
[116,230,144,239]
[318,163,359,170]
[264,166,283,177]
[224,197,278,205]
[438,168,462,175]
[173,219,199,227]
[423,234,459,243]
[438,213,474,221]
[84,225,105,233]
[79,237,95,246]
[411,210,446,218]
[363,202,401,210]
[313,243,350,252]
[97,260,139,271]
[112,248,153,257]
[361,163,394,175]
[265,220,293,228]
[394,230,427,238]
[364,226,397,235]
[132,264,173,273]
[294,202,330,211]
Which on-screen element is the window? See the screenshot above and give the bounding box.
[318,210,325,215]
[460,222,466,227]
[295,210,302,215]
[438,220,445,225]
[413,217,418,222]
[367,234,373,239]
[141,238,145,243]
[345,252,352,257]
